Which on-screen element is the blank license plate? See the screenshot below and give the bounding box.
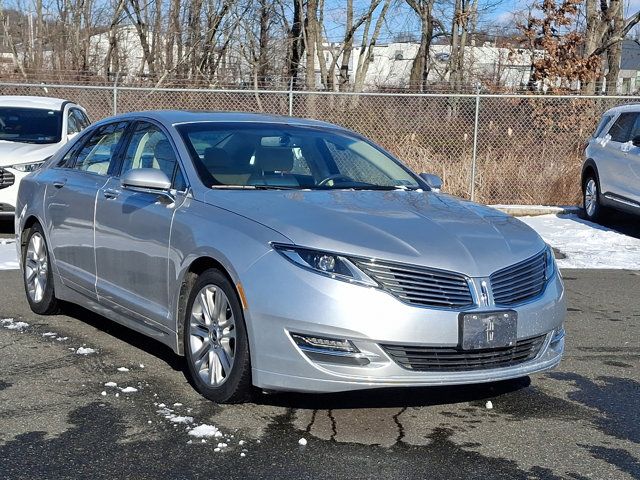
[461,311,517,350]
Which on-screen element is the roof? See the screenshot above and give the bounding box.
[102,110,343,129]
[0,96,70,110]
[601,103,640,116]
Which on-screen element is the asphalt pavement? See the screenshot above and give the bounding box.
[1,266,639,479]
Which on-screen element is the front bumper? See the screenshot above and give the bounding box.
[242,250,566,393]
[0,168,27,217]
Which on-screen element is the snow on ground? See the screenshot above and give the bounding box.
[520,214,640,269]
[1,318,29,331]
[0,239,18,270]
[188,424,223,438]
[75,347,96,355]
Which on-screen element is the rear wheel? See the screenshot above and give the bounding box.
[22,223,59,315]
[583,175,604,223]
[183,269,252,403]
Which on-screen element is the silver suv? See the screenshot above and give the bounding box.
[583,105,640,222]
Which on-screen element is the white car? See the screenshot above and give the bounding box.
[583,104,640,222]
[0,96,90,217]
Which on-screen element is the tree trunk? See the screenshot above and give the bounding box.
[287,0,304,88]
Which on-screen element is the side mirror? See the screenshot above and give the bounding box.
[632,135,640,147]
[121,168,172,192]
[419,173,443,192]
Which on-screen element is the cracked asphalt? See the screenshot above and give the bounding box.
[0,220,639,479]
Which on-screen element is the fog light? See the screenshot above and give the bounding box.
[290,332,370,366]
[291,333,358,353]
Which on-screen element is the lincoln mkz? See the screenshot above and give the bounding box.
[16,111,566,403]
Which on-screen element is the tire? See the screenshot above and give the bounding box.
[183,268,252,404]
[583,174,605,223]
[22,223,60,315]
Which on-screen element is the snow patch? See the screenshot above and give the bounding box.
[520,214,640,269]
[42,332,57,337]
[75,347,96,355]
[485,400,494,410]
[0,240,19,270]
[119,386,138,393]
[298,438,308,446]
[117,367,130,372]
[188,424,222,438]
[169,415,194,424]
[104,382,117,388]
[2,319,29,331]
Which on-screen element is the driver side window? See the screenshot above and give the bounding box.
[121,122,186,191]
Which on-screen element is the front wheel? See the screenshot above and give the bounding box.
[22,223,59,315]
[183,269,252,404]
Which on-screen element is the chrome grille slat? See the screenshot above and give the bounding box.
[490,251,547,306]
[354,259,473,309]
[358,266,470,288]
[492,276,546,295]
[492,264,545,287]
[381,335,546,372]
[0,168,15,190]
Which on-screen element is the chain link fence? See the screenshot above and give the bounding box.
[2,81,636,205]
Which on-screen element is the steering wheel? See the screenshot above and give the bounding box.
[317,174,353,187]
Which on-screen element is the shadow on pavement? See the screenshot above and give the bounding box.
[60,302,184,372]
[576,208,640,239]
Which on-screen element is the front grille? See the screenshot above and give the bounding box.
[381,335,546,372]
[0,168,15,190]
[353,259,473,308]
[490,250,547,306]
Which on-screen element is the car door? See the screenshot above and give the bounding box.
[618,114,640,205]
[94,120,188,327]
[44,121,128,296]
[600,112,638,201]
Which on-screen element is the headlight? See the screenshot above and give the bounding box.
[544,244,557,281]
[10,160,47,172]
[273,244,377,287]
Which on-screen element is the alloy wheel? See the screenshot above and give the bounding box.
[189,285,237,386]
[25,232,48,303]
[584,178,598,218]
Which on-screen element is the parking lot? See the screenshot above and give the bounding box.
[0,216,639,480]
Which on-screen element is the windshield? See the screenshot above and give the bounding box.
[0,107,62,144]
[177,123,421,190]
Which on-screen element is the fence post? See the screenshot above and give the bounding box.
[470,84,481,202]
[112,73,119,116]
[288,78,294,116]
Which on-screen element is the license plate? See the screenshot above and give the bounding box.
[460,311,517,350]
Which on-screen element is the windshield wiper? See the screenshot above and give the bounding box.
[328,185,422,191]
[210,185,300,190]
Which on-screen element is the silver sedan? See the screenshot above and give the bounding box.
[15,111,566,403]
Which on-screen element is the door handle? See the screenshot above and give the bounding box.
[52,180,66,189]
[103,188,120,199]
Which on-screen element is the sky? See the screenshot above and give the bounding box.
[320,0,640,45]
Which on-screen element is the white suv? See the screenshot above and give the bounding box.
[583,104,640,222]
[0,96,90,218]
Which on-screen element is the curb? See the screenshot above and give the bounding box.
[490,205,581,217]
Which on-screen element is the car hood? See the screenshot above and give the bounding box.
[0,140,62,167]
[204,190,546,277]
